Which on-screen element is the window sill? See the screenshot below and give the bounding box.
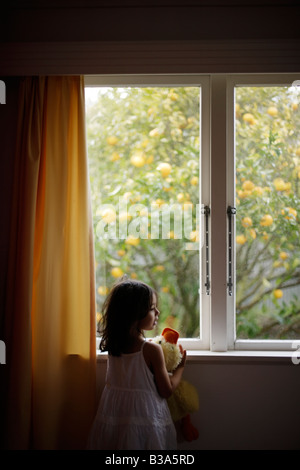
[96,349,297,365]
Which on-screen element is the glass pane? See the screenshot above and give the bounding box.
[85,86,201,338]
[235,85,300,339]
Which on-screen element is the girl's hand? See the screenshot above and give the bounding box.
[145,341,186,398]
[177,344,187,369]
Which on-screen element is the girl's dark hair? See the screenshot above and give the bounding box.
[99,277,156,356]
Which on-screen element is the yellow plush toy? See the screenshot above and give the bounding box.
[152,327,199,442]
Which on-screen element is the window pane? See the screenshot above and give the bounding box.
[85,87,201,338]
[235,85,300,339]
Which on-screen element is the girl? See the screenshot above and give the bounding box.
[87,277,186,450]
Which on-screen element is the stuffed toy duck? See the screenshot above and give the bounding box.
[152,327,199,442]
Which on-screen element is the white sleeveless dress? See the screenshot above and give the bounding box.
[87,341,177,450]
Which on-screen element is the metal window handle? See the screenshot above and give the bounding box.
[227,206,236,296]
[203,205,210,295]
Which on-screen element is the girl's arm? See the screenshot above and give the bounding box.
[144,341,186,399]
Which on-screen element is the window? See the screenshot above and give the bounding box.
[85,76,210,350]
[227,75,300,352]
[85,74,300,352]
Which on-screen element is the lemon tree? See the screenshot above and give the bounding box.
[235,86,300,338]
[87,85,300,340]
[87,87,200,337]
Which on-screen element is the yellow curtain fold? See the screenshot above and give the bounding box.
[4,76,96,450]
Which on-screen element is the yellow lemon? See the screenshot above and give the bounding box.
[161,286,170,293]
[110,152,120,161]
[97,286,108,296]
[155,265,165,272]
[250,229,257,239]
[125,235,140,246]
[123,192,133,201]
[260,214,273,227]
[236,234,247,245]
[119,212,132,222]
[157,162,172,178]
[117,249,126,257]
[287,207,297,219]
[273,289,283,299]
[292,102,298,111]
[267,106,278,116]
[242,180,255,191]
[279,251,289,260]
[273,178,286,191]
[101,208,116,224]
[242,217,252,227]
[153,198,165,207]
[130,153,146,167]
[168,90,178,101]
[177,193,185,202]
[183,202,193,211]
[253,186,263,196]
[146,155,154,164]
[139,208,148,217]
[111,267,124,278]
[238,189,252,199]
[282,207,297,220]
[189,230,199,242]
[107,136,118,146]
[242,113,255,125]
[190,176,199,186]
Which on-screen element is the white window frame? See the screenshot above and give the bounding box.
[85,73,300,354]
[226,74,300,352]
[85,74,211,351]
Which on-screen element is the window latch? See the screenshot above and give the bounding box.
[203,205,210,295]
[227,206,236,296]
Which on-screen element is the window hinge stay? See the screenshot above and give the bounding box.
[227,205,236,296]
[203,205,210,295]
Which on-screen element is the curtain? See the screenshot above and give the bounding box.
[3,76,96,449]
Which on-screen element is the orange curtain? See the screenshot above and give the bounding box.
[3,76,96,449]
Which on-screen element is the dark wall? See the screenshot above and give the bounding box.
[1,0,300,43]
[0,1,299,75]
